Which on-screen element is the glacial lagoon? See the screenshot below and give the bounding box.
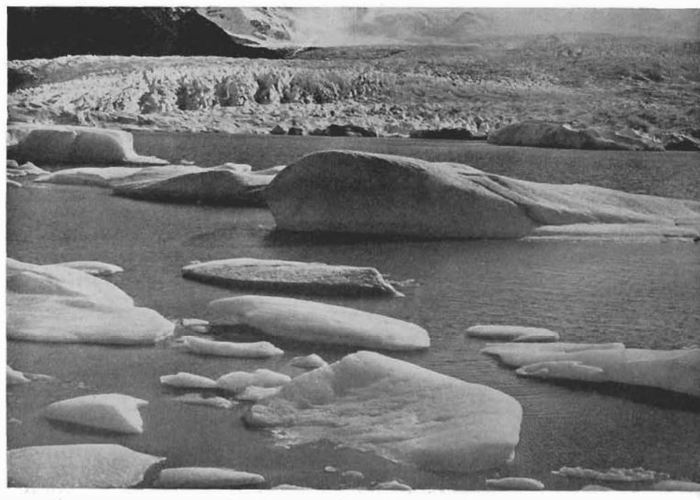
[7,134,700,489]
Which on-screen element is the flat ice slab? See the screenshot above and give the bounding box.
[207,295,430,351]
[180,335,283,358]
[44,393,148,434]
[8,444,164,487]
[466,325,560,342]
[154,467,265,488]
[244,351,522,473]
[182,258,402,297]
[482,342,700,397]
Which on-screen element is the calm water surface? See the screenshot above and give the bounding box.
[6,135,700,489]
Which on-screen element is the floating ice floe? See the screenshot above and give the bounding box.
[7,179,23,188]
[54,260,124,276]
[264,150,700,240]
[154,467,265,488]
[244,351,522,473]
[482,342,700,397]
[7,365,31,385]
[290,354,328,370]
[35,164,203,188]
[160,372,218,389]
[272,484,311,489]
[44,393,148,434]
[7,258,173,344]
[7,125,168,166]
[486,477,545,490]
[653,480,700,491]
[341,470,365,481]
[217,369,291,394]
[373,480,413,490]
[113,168,272,206]
[182,258,403,297]
[466,325,560,342]
[172,394,235,410]
[207,295,430,351]
[179,318,211,334]
[180,335,283,358]
[552,466,670,482]
[8,444,164,488]
[236,385,282,402]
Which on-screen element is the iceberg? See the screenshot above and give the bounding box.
[180,335,283,358]
[8,444,164,488]
[244,351,522,473]
[160,372,218,389]
[7,125,168,165]
[216,368,291,394]
[482,343,700,397]
[154,467,265,488]
[7,258,173,344]
[264,150,700,240]
[43,393,147,434]
[182,258,402,297]
[486,477,545,490]
[113,168,272,206]
[207,295,430,351]
[55,260,124,276]
[466,325,560,342]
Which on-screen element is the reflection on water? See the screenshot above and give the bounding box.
[6,137,700,489]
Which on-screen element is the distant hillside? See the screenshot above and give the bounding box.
[198,7,700,46]
[7,7,287,60]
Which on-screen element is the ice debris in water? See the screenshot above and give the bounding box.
[290,353,328,370]
[466,325,560,342]
[486,477,545,490]
[8,444,164,488]
[341,470,365,481]
[160,372,218,389]
[217,369,291,394]
[207,295,430,351]
[180,335,283,358]
[373,480,412,490]
[552,466,670,482]
[236,385,282,402]
[154,467,265,488]
[481,342,700,397]
[43,393,148,434]
[243,351,522,473]
[172,394,235,410]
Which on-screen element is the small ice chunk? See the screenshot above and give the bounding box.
[467,325,560,342]
[181,335,283,358]
[181,318,211,334]
[373,480,412,490]
[154,467,265,488]
[236,385,281,402]
[8,444,164,488]
[290,353,328,370]
[272,484,311,489]
[7,365,30,385]
[55,261,124,276]
[516,361,606,382]
[160,372,218,389]
[7,179,23,188]
[341,470,365,481]
[553,466,670,482]
[173,394,235,410]
[214,162,253,173]
[217,369,291,394]
[581,485,614,491]
[43,393,147,434]
[324,466,338,473]
[653,480,700,491]
[486,477,545,490]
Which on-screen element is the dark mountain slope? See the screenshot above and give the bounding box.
[7,7,286,60]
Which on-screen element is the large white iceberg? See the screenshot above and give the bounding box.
[244,351,522,473]
[7,258,173,344]
[182,258,402,297]
[264,150,700,240]
[207,295,430,351]
[44,393,148,434]
[7,125,168,165]
[482,343,700,397]
[154,467,265,488]
[8,444,164,488]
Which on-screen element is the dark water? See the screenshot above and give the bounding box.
[6,135,700,490]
